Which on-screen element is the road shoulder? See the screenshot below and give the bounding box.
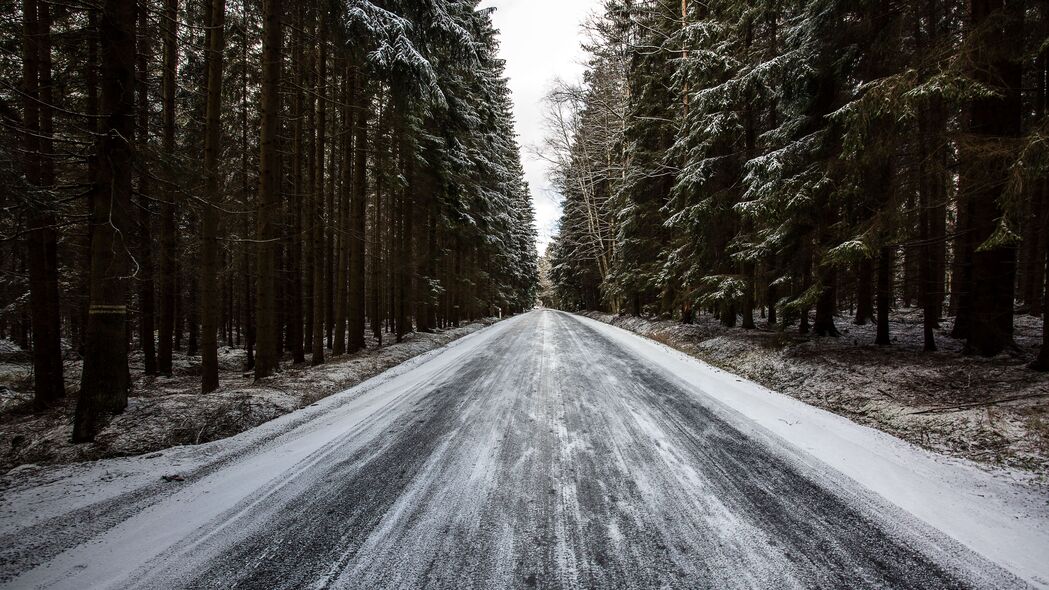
[570,311,1049,589]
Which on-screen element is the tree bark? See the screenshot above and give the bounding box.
[854,258,874,325]
[23,0,65,407]
[349,66,369,352]
[918,97,940,352]
[74,0,137,441]
[813,269,840,337]
[136,3,157,376]
[369,111,385,345]
[254,0,282,379]
[876,245,892,346]
[311,15,327,366]
[964,0,1021,356]
[332,66,350,357]
[157,0,178,376]
[741,264,755,329]
[200,0,227,392]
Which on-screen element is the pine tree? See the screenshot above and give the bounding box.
[200,0,227,392]
[74,0,137,441]
[254,0,282,379]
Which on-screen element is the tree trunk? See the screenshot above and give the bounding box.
[918,100,938,352]
[369,116,384,346]
[332,66,350,357]
[136,3,157,376]
[23,0,65,407]
[854,258,874,325]
[813,269,840,337]
[964,0,1021,356]
[254,0,282,379]
[950,167,971,336]
[74,0,136,441]
[187,275,199,355]
[766,255,777,326]
[741,264,755,329]
[286,1,304,364]
[798,250,811,334]
[1026,9,1048,318]
[157,0,178,376]
[348,67,368,352]
[395,103,412,342]
[200,0,226,393]
[77,8,101,357]
[876,245,892,346]
[311,16,327,366]
[325,83,337,351]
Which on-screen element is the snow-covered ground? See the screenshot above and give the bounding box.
[581,310,1049,476]
[572,313,1049,588]
[0,321,496,470]
[0,310,1045,588]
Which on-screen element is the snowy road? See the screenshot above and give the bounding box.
[1,310,1044,589]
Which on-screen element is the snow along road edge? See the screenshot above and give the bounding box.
[0,317,517,582]
[2,311,1047,587]
[570,311,1049,589]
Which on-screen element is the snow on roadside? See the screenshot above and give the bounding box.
[573,312,1049,589]
[0,316,518,585]
[0,320,498,471]
[580,310,1049,476]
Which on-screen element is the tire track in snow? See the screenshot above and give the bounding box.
[3,310,1025,589]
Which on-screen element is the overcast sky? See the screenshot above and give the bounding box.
[478,0,600,255]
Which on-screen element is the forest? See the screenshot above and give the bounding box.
[3,1,1049,585]
[0,0,539,441]
[542,0,1049,367]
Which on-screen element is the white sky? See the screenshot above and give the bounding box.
[478,0,600,255]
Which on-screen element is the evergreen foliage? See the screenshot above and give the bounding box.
[546,0,1049,361]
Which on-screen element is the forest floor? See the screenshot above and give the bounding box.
[0,320,497,472]
[580,309,1049,478]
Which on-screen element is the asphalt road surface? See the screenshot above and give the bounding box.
[1,311,1022,589]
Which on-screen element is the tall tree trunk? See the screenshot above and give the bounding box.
[325,73,337,350]
[157,0,178,376]
[200,0,226,392]
[74,0,136,441]
[1032,5,1049,369]
[23,0,65,407]
[332,62,350,356]
[238,0,254,369]
[918,98,939,352]
[950,167,972,335]
[394,103,411,342]
[1026,6,1048,318]
[311,15,327,366]
[349,66,369,352]
[254,0,282,379]
[136,3,157,376]
[964,0,1021,356]
[928,96,948,325]
[369,112,384,346]
[77,8,101,357]
[287,0,305,364]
